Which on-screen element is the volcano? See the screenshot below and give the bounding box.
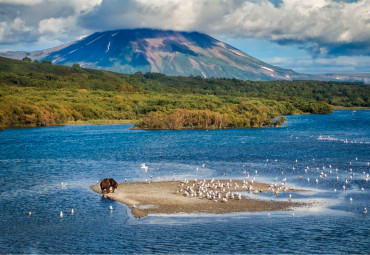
[3,28,304,81]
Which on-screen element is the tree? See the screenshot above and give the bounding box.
[22,57,32,62]
[41,59,52,64]
[72,63,81,69]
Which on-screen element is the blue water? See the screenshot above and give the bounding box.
[0,110,369,254]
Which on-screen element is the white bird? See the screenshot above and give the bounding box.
[109,205,113,210]
[61,182,66,188]
[292,213,295,218]
[364,208,367,215]
[70,208,74,214]
[334,188,337,192]
[140,163,148,172]
[59,211,63,218]
[28,211,33,216]
[201,164,205,168]
[268,213,271,218]
[361,188,365,192]
[350,197,353,203]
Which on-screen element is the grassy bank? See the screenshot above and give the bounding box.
[0,56,368,130]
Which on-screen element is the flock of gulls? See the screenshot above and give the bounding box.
[25,155,368,218]
[169,155,368,216]
[293,157,368,215]
[175,176,290,203]
[143,155,368,216]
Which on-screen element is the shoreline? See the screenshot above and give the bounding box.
[91,179,306,219]
[1,109,368,132]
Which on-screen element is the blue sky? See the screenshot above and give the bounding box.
[0,0,369,74]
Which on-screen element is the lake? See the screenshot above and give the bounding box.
[0,110,369,254]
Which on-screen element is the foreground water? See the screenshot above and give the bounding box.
[0,110,369,254]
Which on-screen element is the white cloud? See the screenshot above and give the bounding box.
[0,0,369,58]
[0,0,43,5]
[68,0,102,13]
[38,16,74,35]
[0,17,33,43]
[266,55,370,73]
[214,0,370,46]
[76,0,370,56]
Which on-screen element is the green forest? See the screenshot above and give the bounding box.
[0,56,368,130]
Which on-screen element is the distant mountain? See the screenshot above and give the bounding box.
[2,28,300,81]
[2,28,369,83]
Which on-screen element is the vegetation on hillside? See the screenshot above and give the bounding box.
[0,56,368,130]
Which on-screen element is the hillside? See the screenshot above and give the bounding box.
[0,56,368,130]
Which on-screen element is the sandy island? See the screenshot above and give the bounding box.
[91,179,305,218]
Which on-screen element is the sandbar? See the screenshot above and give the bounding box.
[91,179,304,218]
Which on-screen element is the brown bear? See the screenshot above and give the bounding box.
[100,178,118,194]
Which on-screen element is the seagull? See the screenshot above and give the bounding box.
[70,208,74,214]
[28,211,33,216]
[59,211,63,218]
[109,205,113,210]
[268,213,271,219]
[201,164,205,168]
[350,197,353,203]
[140,163,148,172]
[364,208,367,215]
[61,182,66,188]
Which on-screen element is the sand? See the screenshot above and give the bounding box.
[91,179,304,218]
